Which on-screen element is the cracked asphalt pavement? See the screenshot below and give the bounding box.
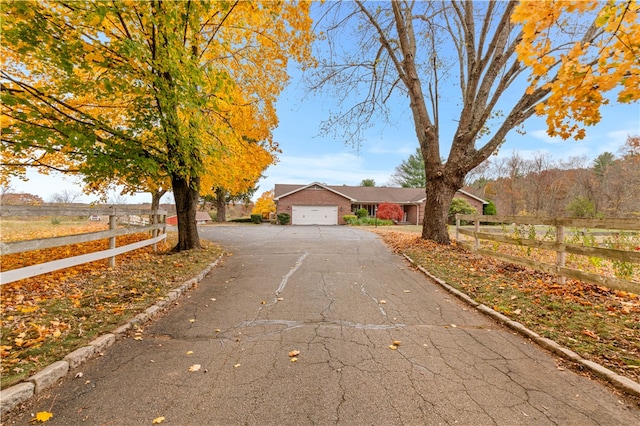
[8,225,640,425]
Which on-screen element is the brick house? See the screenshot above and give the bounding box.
[274,182,487,225]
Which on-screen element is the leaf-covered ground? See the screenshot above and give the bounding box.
[1,223,223,389]
[373,229,640,385]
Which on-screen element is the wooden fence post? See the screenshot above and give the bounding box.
[151,211,158,252]
[556,224,566,285]
[455,214,460,242]
[474,216,480,251]
[108,213,117,267]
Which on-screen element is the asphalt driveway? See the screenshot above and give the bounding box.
[6,224,639,425]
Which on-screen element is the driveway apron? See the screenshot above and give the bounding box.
[8,225,639,425]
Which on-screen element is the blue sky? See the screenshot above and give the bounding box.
[9,3,640,205]
[10,62,639,205]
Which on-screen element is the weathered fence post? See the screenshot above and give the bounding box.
[108,213,117,267]
[556,224,566,285]
[151,210,158,252]
[455,214,460,242]
[474,216,480,251]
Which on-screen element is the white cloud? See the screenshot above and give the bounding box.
[529,129,565,144]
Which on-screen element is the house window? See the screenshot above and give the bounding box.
[352,204,377,217]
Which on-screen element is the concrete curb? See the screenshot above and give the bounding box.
[0,257,222,417]
[404,254,640,399]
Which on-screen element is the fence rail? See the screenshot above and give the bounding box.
[0,206,167,285]
[455,214,640,294]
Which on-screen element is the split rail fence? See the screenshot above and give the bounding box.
[455,214,640,294]
[0,206,167,285]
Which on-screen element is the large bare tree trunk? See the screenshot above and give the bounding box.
[422,168,463,244]
[172,175,201,251]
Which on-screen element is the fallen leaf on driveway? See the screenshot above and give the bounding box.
[288,350,300,357]
[388,345,398,350]
[152,416,166,424]
[188,364,201,372]
[392,340,401,346]
[186,351,193,355]
[379,300,387,304]
[189,319,196,323]
[34,411,53,423]
[234,363,241,368]
[290,357,298,362]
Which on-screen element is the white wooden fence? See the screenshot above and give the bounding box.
[0,206,167,285]
[455,214,640,293]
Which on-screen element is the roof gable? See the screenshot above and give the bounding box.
[274,182,356,201]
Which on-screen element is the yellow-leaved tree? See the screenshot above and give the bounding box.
[252,190,276,219]
[1,1,314,250]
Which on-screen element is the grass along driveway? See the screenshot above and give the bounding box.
[373,228,640,386]
[1,231,222,389]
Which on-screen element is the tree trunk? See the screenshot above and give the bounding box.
[421,174,460,244]
[150,189,167,225]
[172,175,201,251]
[151,190,165,211]
[215,187,226,222]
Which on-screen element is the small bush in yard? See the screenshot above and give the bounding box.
[448,198,476,224]
[377,202,403,222]
[277,213,291,225]
[357,217,394,226]
[343,214,358,224]
[356,208,368,218]
[250,214,262,224]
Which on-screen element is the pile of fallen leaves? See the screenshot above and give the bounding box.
[1,224,222,389]
[374,229,640,384]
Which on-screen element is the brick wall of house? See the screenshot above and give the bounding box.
[275,188,352,225]
[405,205,420,225]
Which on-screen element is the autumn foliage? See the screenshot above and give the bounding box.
[252,190,276,218]
[512,0,640,139]
[376,203,404,222]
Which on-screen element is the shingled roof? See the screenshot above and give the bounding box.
[274,182,487,205]
[274,182,488,204]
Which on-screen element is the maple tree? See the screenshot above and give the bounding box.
[1,1,314,250]
[311,0,639,244]
[252,190,276,218]
[376,202,404,222]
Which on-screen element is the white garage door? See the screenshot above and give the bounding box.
[292,205,338,225]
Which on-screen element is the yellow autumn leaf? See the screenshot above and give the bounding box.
[152,416,166,424]
[288,350,300,357]
[34,411,53,422]
[188,364,201,372]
